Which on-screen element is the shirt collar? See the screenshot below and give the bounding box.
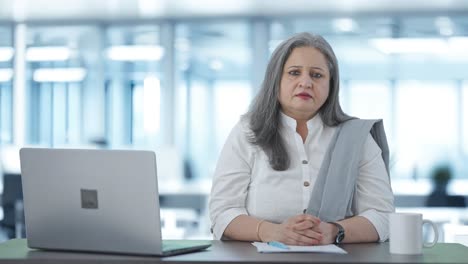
[279,111,324,132]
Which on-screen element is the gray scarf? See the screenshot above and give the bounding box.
[306,119,390,222]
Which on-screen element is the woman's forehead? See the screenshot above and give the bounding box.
[284,47,329,70]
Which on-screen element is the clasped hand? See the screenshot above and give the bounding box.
[260,214,336,245]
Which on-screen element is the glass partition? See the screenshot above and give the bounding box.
[175,21,252,179]
[105,25,163,148]
[26,25,101,147]
[346,81,393,141]
[0,26,13,144]
[394,81,459,180]
[463,82,468,156]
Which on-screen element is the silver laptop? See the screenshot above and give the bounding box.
[19,148,211,256]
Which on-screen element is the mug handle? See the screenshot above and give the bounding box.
[422,219,439,248]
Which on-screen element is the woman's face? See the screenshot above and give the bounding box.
[278,46,330,121]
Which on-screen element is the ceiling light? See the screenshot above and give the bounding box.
[370,38,448,54]
[138,0,164,17]
[0,68,13,82]
[332,18,358,33]
[106,45,164,61]
[26,46,71,62]
[0,47,14,62]
[33,68,86,82]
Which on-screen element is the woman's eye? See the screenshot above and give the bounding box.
[311,73,323,78]
[288,70,300,76]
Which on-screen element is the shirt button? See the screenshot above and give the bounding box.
[304,181,310,187]
[302,160,308,164]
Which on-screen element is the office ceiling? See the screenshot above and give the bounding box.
[2,0,468,79]
[1,0,468,22]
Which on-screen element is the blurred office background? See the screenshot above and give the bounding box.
[0,0,467,243]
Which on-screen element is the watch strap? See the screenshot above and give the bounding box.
[329,221,345,244]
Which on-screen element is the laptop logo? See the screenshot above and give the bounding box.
[80,189,98,209]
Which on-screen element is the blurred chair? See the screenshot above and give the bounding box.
[0,145,25,238]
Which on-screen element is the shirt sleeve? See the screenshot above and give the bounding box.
[354,134,395,242]
[209,121,254,239]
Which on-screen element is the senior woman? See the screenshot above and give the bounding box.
[209,32,394,245]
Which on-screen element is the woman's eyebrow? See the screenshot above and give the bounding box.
[286,65,325,71]
[286,65,302,69]
[309,66,325,71]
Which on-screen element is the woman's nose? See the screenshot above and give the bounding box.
[299,75,312,88]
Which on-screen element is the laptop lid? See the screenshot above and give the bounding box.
[19,148,210,256]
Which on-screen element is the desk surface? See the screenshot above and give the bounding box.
[0,239,467,264]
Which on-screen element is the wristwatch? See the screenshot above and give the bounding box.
[329,222,345,244]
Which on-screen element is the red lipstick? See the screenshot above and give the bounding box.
[296,92,312,100]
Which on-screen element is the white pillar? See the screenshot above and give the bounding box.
[83,27,106,144]
[160,22,175,146]
[13,23,27,146]
[251,19,270,93]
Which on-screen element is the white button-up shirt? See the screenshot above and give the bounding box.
[209,112,395,241]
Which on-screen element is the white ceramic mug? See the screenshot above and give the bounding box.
[389,213,438,254]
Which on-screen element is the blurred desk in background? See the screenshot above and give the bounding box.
[395,194,467,208]
[396,207,468,224]
[158,179,211,239]
[158,179,211,214]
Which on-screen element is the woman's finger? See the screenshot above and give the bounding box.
[293,219,316,231]
[296,228,323,241]
[287,232,320,245]
[294,214,321,225]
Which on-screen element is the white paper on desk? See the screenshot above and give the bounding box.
[252,242,347,254]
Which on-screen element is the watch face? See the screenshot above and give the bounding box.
[336,231,345,243]
[330,222,345,244]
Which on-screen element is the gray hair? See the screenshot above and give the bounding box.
[245,32,352,171]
